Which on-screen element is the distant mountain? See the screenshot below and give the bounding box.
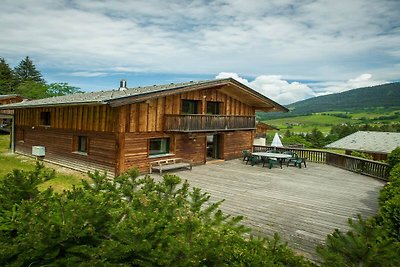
[259,82,400,120]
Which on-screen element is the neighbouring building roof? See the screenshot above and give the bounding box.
[0,94,21,100]
[0,78,288,112]
[326,131,400,154]
[256,121,279,131]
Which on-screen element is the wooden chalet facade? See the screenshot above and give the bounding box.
[1,78,287,176]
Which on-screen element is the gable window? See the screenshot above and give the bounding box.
[149,138,170,156]
[207,101,221,115]
[74,136,88,154]
[181,100,200,114]
[40,112,51,126]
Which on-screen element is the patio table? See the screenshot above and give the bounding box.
[252,152,292,168]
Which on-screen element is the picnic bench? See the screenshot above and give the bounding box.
[149,158,192,175]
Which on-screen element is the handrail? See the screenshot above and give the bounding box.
[165,114,256,132]
[253,145,389,181]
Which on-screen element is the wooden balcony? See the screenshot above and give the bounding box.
[164,114,256,132]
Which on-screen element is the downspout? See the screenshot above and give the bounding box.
[11,115,15,153]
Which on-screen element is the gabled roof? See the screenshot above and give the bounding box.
[0,78,288,112]
[326,131,400,154]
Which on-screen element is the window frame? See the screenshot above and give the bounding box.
[40,111,51,126]
[73,135,89,155]
[149,138,170,157]
[181,99,200,115]
[206,101,221,115]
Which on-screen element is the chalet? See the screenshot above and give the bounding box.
[326,131,400,161]
[0,78,288,176]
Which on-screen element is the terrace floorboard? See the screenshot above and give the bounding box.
[150,159,385,261]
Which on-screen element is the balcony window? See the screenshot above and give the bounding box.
[207,101,221,115]
[149,138,170,156]
[181,100,200,114]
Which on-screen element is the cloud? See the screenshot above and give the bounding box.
[68,71,108,77]
[216,72,315,105]
[216,72,389,105]
[0,0,399,86]
[314,74,387,96]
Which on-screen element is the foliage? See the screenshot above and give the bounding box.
[379,161,400,242]
[305,128,326,148]
[317,215,400,266]
[318,160,400,265]
[0,57,16,94]
[351,151,373,160]
[387,147,400,171]
[281,130,312,148]
[378,164,400,205]
[47,82,83,97]
[0,56,81,99]
[15,81,49,99]
[0,167,313,266]
[13,56,46,84]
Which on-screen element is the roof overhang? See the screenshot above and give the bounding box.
[107,78,289,112]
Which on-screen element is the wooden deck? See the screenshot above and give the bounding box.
[149,159,385,261]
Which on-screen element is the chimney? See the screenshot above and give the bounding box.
[119,79,127,91]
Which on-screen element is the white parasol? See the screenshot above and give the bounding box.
[271,133,283,147]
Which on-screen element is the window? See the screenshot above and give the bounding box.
[149,138,170,156]
[40,112,51,126]
[207,101,221,115]
[181,100,200,114]
[76,136,88,153]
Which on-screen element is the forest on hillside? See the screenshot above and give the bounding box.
[259,82,400,120]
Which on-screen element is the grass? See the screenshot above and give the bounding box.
[0,133,89,192]
[264,108,400,135]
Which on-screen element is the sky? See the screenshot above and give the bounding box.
[1,0,399,105]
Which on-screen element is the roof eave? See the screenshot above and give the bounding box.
[0,101,108,109]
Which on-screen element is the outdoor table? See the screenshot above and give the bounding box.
[252,152,292,168]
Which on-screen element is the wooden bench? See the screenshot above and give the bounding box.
[149,158,192,175]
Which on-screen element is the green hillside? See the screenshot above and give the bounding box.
[265,108,400,135]
[258,82,400,120]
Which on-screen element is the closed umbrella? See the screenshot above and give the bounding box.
[271,133,283,147]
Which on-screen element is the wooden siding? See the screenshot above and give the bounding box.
[15,126,116,176]
[175,133,207,164]
[122,132,176,173]
[125,88,255,133]
[14,105,116,132]
[223,131,254,160]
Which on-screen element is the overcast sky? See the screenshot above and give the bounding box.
[1,0,399,104]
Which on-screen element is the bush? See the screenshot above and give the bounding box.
[388,147,400,171]
[317,215,400,266]
[0,166,313,266]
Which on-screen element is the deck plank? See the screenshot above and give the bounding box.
[150,159,384,261]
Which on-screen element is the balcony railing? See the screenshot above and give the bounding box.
[165,114,256,132]
[253,145,390,181]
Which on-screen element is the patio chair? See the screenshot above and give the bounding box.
[263,157,280,169]
[286,153,307,168]
[242,150,251,162]
[247,155,263,166]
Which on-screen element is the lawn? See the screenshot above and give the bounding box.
[0,133,89,191]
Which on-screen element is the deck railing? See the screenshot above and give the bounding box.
[253,145,390,181]
[165,114,256,132]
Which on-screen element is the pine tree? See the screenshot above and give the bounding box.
[0,57,16,94]
[13,56,45,84]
